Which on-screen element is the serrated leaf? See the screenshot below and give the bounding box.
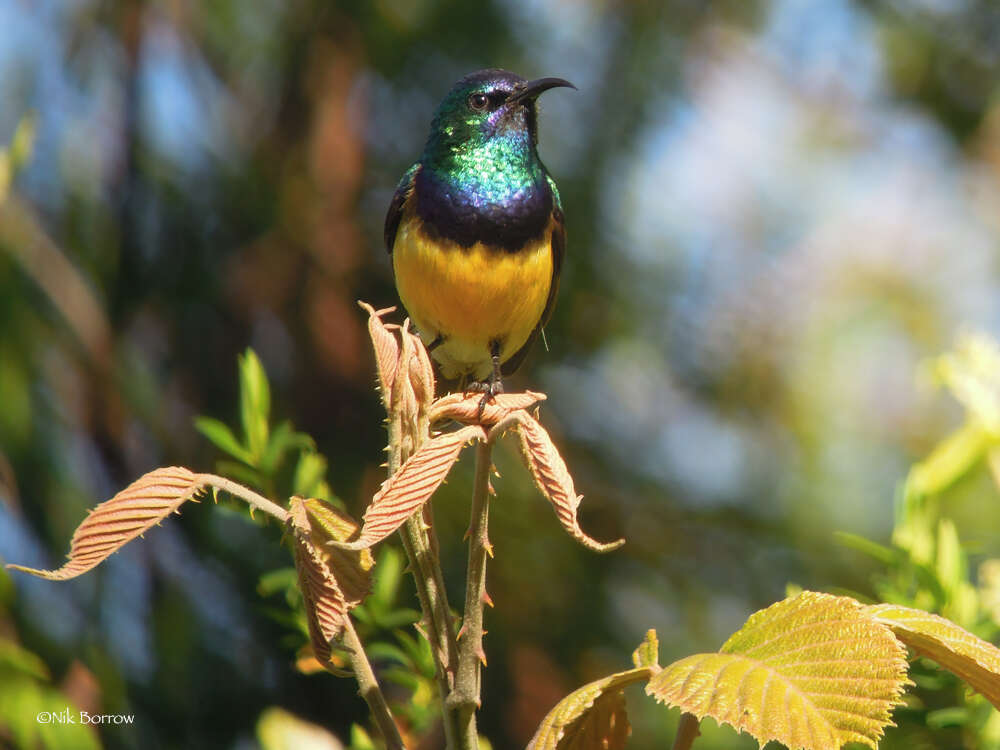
[864,603,1000,709]
[407,326,435,409]
[359,301,401,409]
[6,467,204,580]
[300,498,374,607]
[287,498,374,664]
[647,592,908,750]
[391,321,420,422]
[505,410,624,553]
[195,416,253,464]
[288,512,350,662]
[342,425,486,549]
[429,391,547,426]
[527,667,649,750]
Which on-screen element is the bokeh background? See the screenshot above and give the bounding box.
[2,0,1000,748]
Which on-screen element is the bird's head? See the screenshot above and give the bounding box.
[423,69,575,164]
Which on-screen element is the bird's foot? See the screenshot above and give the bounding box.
[466,377,504,421]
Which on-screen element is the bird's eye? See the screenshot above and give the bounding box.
[468,93,490,112]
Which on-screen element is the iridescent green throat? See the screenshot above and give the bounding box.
[414,112,553,251]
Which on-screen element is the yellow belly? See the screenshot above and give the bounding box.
[392,217,554,380]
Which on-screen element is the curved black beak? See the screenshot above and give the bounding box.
[509,76,576,104]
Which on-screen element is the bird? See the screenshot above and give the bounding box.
[385,68,574,398]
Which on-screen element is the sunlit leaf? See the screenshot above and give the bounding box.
[504,410,624,553]
[239,348,271,458]
[407,326,435,409]
[299,498,373,607]
[647,592,908,750]
[359,301,400,409]
[527,667,649,750]
[429,391,546,426]
[905,422,989,499]
[287,498,373,663]
[293,451,329,500]
[341,425,486,549]
[932,332,1000,434]
[257,706,344,750]
[632,629,659,669]
[6,467,203,580]
[864,603,1000,709]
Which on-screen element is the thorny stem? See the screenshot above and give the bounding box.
[197,473,289,523]
[672,713,701,750]
[389,414,462,748]
[448,438,494,748]
[342,617,406,750]
[202,472,407,746]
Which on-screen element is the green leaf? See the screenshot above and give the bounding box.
[371,546,405,614]
[350,724,377,750]
[632,629,659,669]
[647,591,908,750]
[932,332,1000,434]
[194,416,253,464]
[0,639,50,681]
[934,519,966,596]
[293,451,328,499]
[257,567,299,597]
[363,642,414,667]
[9,114,36,172]
[864,603,1000,710]
[527,667,650,750]
[260,420,314,476]
[834,531,899,566]
[905,422,989,500]
[239,348,271,459]
[925,706,970,729]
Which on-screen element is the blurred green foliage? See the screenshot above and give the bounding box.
[839,333,1000,749]
[200,349,439,746]
[3,0,1000,748]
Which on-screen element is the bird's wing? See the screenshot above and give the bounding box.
[385,163,421,254]
[501,178,565,376]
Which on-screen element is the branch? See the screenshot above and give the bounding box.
[197,473,290,523]
[388,416,461,747]
[672,712,701,750]
[342,617,407,750]
[448,438,494,748]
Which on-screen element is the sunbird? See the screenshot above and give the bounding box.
[385,68,574,396]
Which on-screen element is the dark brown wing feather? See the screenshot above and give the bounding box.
[385,164,420,254]
[501,204,564,376]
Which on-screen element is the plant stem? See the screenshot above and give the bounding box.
[448,438,493,749]
[388,414,461,747]
[342,616,406,750]
[672,713,701,750]
[198,473,289,523]
[399,516,461,747]
[203,472,404,745]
